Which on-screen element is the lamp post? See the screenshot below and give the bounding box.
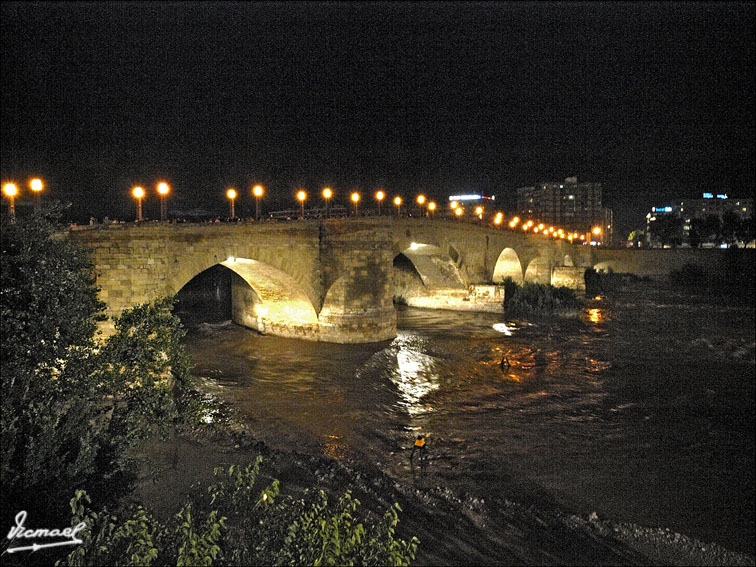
[157,182,170,222]
[475,206,484,220]
[450,200,458,219]
[393,196,402,216]
[591,226,602,245]
[375,190,385,215]
[428,201,436,217]
[455,207,463,219]
[253,184,264,221]
[226,188,237,219]
[297,190,307,219]
[132,186,145,222]
[416,194,426,216]
[30,178,44,214]
[351,192,360,216]
[3,182,18,222]
[322,187,332,218]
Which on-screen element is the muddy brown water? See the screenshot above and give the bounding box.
[177,285,754,556]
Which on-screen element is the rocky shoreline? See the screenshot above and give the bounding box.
[132,402,755,567]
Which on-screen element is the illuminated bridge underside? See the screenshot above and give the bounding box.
[397,244,506,311]
[71,219,657,343]
[221,258,319,340]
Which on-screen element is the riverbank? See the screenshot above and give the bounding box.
[131,404,755,566]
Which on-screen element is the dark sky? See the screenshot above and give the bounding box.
[2,1,754,235]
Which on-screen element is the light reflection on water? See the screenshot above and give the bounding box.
[183,291,755,555]
[586,307,603,324]
[391,334,440,415]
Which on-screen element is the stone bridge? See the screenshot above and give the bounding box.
[66,218,610,343]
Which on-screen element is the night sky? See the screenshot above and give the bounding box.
[2,2,754,236]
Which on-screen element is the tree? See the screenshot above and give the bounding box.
[628,229,645,248]
[720,210,740,247]
[691,215,722,246]
[2,213,106,518]
[1,212,192,524]
[647,214,683,247]
[735,216,755,246]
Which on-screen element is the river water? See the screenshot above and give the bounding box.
[181,284,755,555]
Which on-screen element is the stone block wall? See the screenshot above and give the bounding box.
[318,221,396,343]
[551,266,587,290]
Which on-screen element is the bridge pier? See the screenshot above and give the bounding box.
[551,266,587,290]
[317,220,397,343]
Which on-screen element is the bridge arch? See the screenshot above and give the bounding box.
[524,256,552,284]
[174,257,319,339]
[393,243,466,289]
[492,247,524,284]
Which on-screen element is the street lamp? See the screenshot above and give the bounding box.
[30,178,44,214]
[226,188,237,219]
[132,186,145,221]
[475,206,483,220]
[592,226,602,245]
[351,192,360,216]
[253,184,264,221]
[3,182,18,221]
[455,206,463,218]
[375,190,385,215]
[393,196,402,216]
[297,190,307,219]
[157,182,170,222]
[416,194,426,216]
[322,187,332,218]
[428,201,436,217]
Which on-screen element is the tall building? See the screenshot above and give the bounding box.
[516,177,612,243]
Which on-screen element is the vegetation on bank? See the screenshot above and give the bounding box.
[1,211,417,566]
[501,277,584,317]
[61,457,416,566]
[669,251,756,302]
[583,268,654,297]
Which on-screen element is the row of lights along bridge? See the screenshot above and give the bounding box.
[2,180,602,243]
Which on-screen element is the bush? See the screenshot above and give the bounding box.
[584,268,627,296]
[60,457,419,566]
[502,277,583,316]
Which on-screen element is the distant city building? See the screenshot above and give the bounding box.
[516,177,613,244]
[645,193,753,247]
[679,194,752,222]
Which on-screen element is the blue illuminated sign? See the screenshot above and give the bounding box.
[716,194,728,199]
[703,193,713,199]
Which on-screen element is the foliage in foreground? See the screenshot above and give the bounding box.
[1,213,200,523]
[60,457,418,566]
[502,277,583,316]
